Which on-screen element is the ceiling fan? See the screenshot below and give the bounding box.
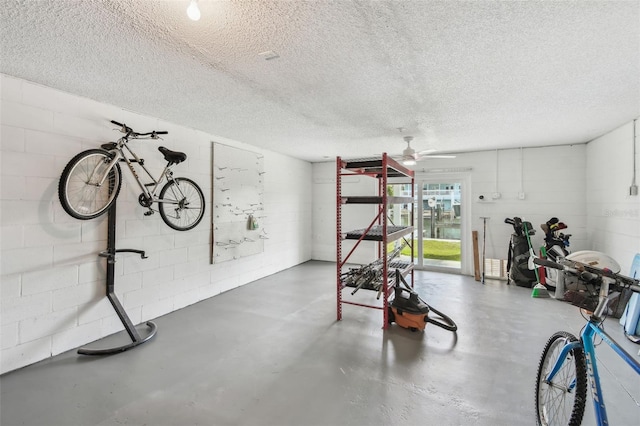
[399,136,455,165]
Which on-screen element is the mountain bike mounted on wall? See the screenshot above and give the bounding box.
[58,120,205,231]
[532,257,640,426]
[57,120,205,354]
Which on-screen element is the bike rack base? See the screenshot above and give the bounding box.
[78,203,157,356]
[77,322,157,355]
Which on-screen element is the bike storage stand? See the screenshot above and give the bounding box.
[77,202,157,355]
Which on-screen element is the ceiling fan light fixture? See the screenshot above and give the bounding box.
[402,146,415,158]
[402,157,416,166]
[401,135,416,165]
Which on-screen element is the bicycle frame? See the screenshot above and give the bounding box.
[99,136,183,207]
[544,305,640,425]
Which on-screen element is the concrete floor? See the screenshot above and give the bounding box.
[1,260,639,426]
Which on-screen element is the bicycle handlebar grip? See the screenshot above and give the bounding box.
[155,131,168,135]
[533,257,564,270]
[579,271,598,282]
[110,120,132,133]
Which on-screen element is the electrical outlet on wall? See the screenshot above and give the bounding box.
[492,192,501,199]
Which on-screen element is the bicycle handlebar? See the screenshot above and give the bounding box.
[110,120,167,138]
[533,257,564,270]
[533,257,640,292]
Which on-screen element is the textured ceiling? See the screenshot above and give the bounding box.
[1,0,639,162]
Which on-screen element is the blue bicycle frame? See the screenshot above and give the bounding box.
[545,320,640,426]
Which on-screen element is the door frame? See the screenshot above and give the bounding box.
[414,171,472,275]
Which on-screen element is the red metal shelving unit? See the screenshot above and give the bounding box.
[336,153,415,329]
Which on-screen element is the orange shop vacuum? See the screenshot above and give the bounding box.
[388,270,458,332]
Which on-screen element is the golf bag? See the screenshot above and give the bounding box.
[505,217,537,288]
[540,217,571,291]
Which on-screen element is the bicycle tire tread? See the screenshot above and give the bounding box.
[58,149,121,220]
[158,177,205,231]
[535,331,587,426]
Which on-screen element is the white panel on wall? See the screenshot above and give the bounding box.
[212,143,265,263]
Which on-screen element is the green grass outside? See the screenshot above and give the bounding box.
[390,239,461,261]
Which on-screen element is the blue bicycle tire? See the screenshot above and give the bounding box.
[535,331,587,426]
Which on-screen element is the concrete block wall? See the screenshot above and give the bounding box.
[0,74,312,374]
[458,145,587,267]
[586,119,640,275]
[311,161,378,265]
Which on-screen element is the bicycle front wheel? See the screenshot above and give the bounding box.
[158,177,205,231]
[58,149,121,220]
[535,331,587,426]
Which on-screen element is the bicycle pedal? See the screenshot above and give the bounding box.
[144,183,155,187]
[144,210,154,216]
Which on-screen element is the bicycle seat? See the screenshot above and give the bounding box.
[158,146,187,165]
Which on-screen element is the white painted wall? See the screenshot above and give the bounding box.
[312,144,588,276]
[0,74,312,374]
[312,161,377,265]
[586,119,640,275]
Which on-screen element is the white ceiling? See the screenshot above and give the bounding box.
[2,0,639,162]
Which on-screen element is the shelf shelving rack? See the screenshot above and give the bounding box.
[336,153,415,329]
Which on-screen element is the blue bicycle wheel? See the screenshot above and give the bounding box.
[535,331,587,426]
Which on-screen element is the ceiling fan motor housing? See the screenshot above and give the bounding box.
[403,136,416,159]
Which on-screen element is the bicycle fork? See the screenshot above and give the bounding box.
[544,338,582,393]
[545,324,622,426]
[91,149,122,188]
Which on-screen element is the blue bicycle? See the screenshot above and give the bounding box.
[533,257,640,426]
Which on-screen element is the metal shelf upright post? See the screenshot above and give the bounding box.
[336,153,415,329]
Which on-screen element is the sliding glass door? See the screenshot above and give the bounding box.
[387,173,468,274]
[416,180,462,271]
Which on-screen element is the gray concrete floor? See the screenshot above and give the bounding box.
[1,260,639,426]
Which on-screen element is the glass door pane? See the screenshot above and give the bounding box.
[418,181,462,271]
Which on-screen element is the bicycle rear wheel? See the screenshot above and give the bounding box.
[535,331,587,426]
[158,177,205,231]
[58,149,121,220]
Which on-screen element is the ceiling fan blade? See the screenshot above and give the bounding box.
[419,154,456,159]
[416,149,437,155]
